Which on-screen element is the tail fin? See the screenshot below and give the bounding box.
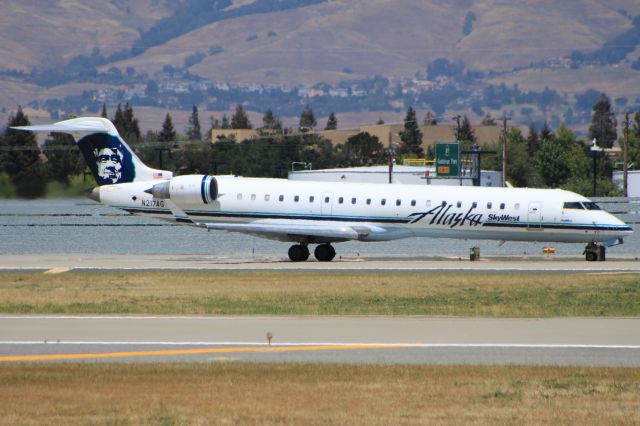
[13,117,173,185]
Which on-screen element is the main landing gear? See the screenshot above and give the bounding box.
[583,242,606,262]
[288,243,336,262]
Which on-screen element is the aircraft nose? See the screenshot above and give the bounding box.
[85,187,100,203]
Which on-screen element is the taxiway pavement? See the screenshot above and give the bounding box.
[1,254,640,272]
[1,316,639,366]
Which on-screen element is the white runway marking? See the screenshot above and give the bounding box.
[1,341,639,349]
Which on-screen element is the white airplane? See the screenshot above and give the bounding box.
[16,117,633,262]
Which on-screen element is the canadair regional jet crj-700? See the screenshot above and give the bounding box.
[16,117,633,262]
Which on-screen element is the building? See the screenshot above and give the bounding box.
[289,165,501,187]
[612,170,640,197]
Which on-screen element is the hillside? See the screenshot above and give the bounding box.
[2,0,640,132]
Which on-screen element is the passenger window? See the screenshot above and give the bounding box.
[366,199,371,205]
[472,202,477,208]
[381,199,386,206]
[396,199,401,206]
[411,200,416,206]
[487,202,492,209]
[456,201,462,208]
[279,195,284,202]
[514,203,520,210]
[309,196,314,203]
[251,194,256,201]
[426,200,432,207]
[338,197,344,204]
[351,198,357,204]
[264,194,270,202]
[237,193,242,200]
[294,195,299,202]
[324,197,330,203]
[500,203,505,210]
[441,201,446,207]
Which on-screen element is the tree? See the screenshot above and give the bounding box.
[221,114,230,129]
[588,94,617,148]
[158,113,176,142]
[533,140,569,188]
[399,106,423,157]
[299,104,317,131]
[1,108,46,198]
[113,103,140,143]
[325,112,338,130]
[100,103,108,118]
[339,132,384,166]
[261,109,282,132]
[633,111,640,140]
[42,132,84,184]
[185,105,202,141]
[481,113,497,126]
[455,115,476,146]
[526,123,541,156]
[540,121,554,143]
[231,105,252,129]
[423,112,437,125]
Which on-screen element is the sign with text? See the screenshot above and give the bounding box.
[435,142,460,177]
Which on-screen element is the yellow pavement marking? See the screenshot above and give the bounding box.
[0,344,403,362]
[43,267,71,274]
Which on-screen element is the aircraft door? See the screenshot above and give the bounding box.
[321,192,333,216]
[527,202,542,228]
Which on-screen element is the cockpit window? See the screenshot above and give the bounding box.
[563,202,585,210]
[582,202,601,210]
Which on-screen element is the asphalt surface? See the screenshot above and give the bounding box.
[1,254,640,272]
[1,316,639,366]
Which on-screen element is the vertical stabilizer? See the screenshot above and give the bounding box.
[12,117,173,185]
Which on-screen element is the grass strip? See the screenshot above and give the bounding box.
[0,363,638,424]
[0,270,638,316]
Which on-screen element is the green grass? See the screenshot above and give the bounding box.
[0,270,639,316]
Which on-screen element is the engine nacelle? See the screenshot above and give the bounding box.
[149,175,218,205]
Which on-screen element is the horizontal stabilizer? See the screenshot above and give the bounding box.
[11,117,115,135]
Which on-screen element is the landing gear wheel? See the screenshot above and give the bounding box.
[583,242,605,262]
[288,244,309,262]
[314,244,336,262]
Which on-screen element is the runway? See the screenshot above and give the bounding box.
[1,254,640,272]
[1,316,639,366]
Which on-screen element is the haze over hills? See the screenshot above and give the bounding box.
[2,0,640,132]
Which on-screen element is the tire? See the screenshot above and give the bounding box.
[585,251,597,262]
[288,244,309,262]
[314,244,336,262]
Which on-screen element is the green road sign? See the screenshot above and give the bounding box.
[435,142,460,177]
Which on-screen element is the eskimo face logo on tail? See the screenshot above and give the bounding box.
[78,133,135,185]
[94,147,123,184]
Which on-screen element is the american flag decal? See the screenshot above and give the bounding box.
[153,172,164,179]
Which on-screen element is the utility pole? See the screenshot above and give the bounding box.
[623,112,631,197]
[500,115,511,187]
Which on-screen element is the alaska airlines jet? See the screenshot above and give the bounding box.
[16,117,633,262]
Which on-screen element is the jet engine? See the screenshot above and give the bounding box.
[148,175,218,205]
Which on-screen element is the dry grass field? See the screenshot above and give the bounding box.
[0,363,638,425]
[0,270,638,316]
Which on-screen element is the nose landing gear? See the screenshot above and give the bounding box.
[583,242,606,262]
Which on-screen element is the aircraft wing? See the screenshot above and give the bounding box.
[202,220,372,242]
